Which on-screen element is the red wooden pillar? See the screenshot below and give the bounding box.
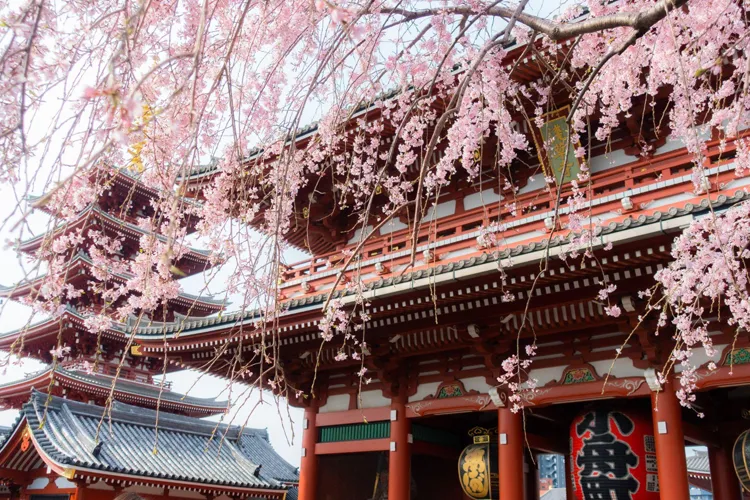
[298,405,318,500]
[74,482,86,500]
[388,397,412,500]
[498,407,524,500]
[650,379,690,499]
[709,443,742,500]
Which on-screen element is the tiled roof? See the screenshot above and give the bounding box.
[238,429,299,483]
[0,251,224,306]
[4,391,289,493]
[686,450,710,473]
[58,367,228,409]
[18,204,211,258]
[130,189,750,340]
[0,366,227,414]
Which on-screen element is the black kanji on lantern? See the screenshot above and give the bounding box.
[575,411,639,499]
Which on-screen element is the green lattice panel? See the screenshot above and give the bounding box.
[318,421,390,443]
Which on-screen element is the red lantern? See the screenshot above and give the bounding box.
[570,409,659,499]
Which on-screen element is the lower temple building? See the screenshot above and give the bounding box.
[0,391,298,500]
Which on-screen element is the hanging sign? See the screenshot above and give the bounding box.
[458,427,499,499]
[570,409,659,499]
[532,107,582,185]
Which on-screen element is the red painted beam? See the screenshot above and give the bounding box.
[314,438,390,455]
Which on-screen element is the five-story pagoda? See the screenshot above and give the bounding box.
[0,166,226,416]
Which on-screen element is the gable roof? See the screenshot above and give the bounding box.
[0,392,290,497]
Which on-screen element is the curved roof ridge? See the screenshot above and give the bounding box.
[55,366,229,408]
[14,391,285,492]
[0,251,224,309]
[17,204,213,260]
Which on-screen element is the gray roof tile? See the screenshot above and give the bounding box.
[3,391,292,493]
[0,366,227,411]
[686,450,710,473]
[130,190,750,340]
[238,429,299,483]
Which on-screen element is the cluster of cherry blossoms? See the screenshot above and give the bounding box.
[651,199,750,407]
[0,0,749,409]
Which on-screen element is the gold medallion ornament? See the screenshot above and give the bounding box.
[20,428,31,452]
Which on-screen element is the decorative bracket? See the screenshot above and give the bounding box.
[643,367,662,392]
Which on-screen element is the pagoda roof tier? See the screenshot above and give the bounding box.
[128,186,749,354]
[18,204,214,276]
[0,391,291,498]
[29,167,203,234]
[0,252,225,319]
[0,366,227,417]
[0,306,125,352]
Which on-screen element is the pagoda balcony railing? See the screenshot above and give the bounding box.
[63,362,173,390]
[279,134,741,294]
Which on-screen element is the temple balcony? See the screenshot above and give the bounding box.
[278,133,742,301]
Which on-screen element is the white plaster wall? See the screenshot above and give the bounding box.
[379,217,408,235]
[589,149,631,174]
[460,376,491,394]
[463,189,503,211]
[27,478,50,490]
[358,390,390,409]
[318,394,350,413]
[421,200,457,223]
[578,212,621,227]
[654,128,711,155]
[347,225,374,245]
[409,381,441,402]
[674,343,726,373]
[528,358,650,386]
[54,477,76,489]
[501,230,546,246]
[527,366,567,387]
[589,358,644,379]
[441,248,480,261]
[723,173,750,190]
[650,192,695,209]
[517,175,546,195]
